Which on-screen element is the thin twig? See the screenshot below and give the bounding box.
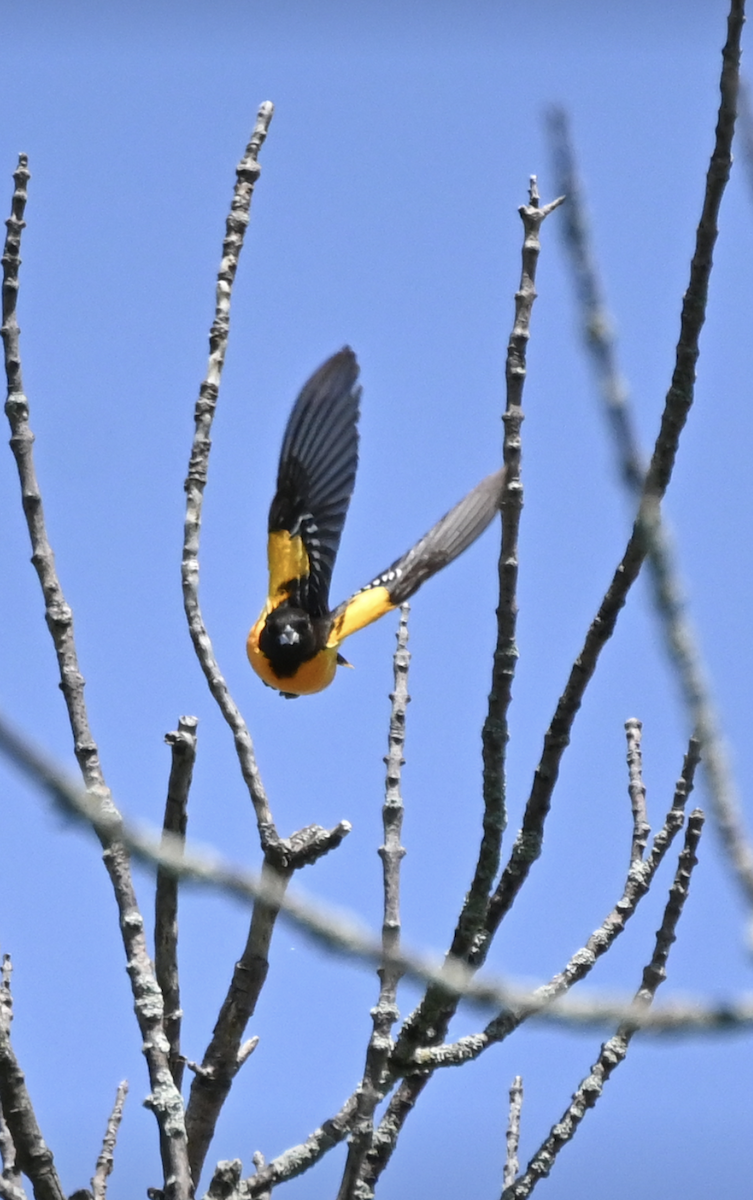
[501,810,705,1199]
[1,711,747,1037]
[474,179,565,949]
[184,789,350,1182]
[185,859,290,1184]
[1,159,192,1200]
[625,718,650,865]
[337,607,410,1200]
[411,736,701,1071]
[503,1076,523,1190]
[217,1097,358,1199]
[546,98,753,921]
[478,0,744,952]
[0,957,64,1200]
[205,1161,243,1200]
[181,102,278,851]
[0,962,27,1200]
[363,182,564,1193]
[0,1102,27,1200]
[183,838,349,1184]
[156,716,198,1092]
[0,960,11,1040]
[235,743,716,1199]
[91,1081,128,1200]
[178,103,355,1180]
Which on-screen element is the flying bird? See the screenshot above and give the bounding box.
[247,348,504,696]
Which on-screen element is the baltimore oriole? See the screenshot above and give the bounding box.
[247,348,505,697]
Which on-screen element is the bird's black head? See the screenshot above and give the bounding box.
[258,605,319,678]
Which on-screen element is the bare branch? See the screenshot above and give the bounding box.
[183,839,350,1179]
[233,1097,358,1198]
[503,1076,523,1191]
[0,712,745,1039]
[411,737,701,1070]
[156,717,198,1092]
[546,98,753,921]
[236,1039,259,1072]
[248,1156,270,1200]
[185,860,290,1184]
[90,1081,128,1200]
[365,180,565,1192]
[480,0,744,948]
[0,958,64,1200]
[0,962,27,1200]
[0,1105,27,1200]
[2,156,105,800]
[502,810,705,1199]
[178,106,356,1174]
[180,102,279,852]
[1,159,192,1199]
[625,718,650,865]
[0,960,12,1040]
[414,736,701,1073]
[476,179,565,951]
[337,607,410,1200]
[205,1160,243,1200]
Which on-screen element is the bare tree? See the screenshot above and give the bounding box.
[0,1,750,1197]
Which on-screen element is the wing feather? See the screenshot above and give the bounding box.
[328,468,505,645]
[268,348,361,616]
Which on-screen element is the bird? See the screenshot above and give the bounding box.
[247,347,505,697]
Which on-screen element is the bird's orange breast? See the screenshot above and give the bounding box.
[247,615,339,695]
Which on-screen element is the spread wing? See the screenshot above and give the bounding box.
[327,467,505,646]
[267,348,361,618]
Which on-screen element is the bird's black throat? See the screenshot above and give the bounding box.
[258,605,322,678]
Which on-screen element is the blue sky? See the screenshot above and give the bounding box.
[1,2,751,1197]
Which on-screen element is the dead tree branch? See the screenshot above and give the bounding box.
[156,717,198,1092]
[478,0,743,955]
[181,102,277,850]
[2,710,745,1037]
[546,95,753,920]
[359,182,565,1190]
[0,957,64,1200]
[0,1099,27,1200]
[501,810,705,1199]
[476,179,565,950]
[503,1076,523,1191]
[409,735,701,1071]
[337,607,410,1199]
[0,959,24,1200]
[625,718,650,866]
[178,100,355,1183]
[90,1081,128,1200]
[1,158,192,1200]
[225,1096,359,1199]
[185,860,290,1184]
